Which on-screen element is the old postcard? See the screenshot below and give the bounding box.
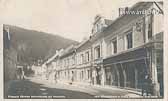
[0,0,167,100]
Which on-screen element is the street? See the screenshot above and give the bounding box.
[5,77,141,99]
[5,78,93,99]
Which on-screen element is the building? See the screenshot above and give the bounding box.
[90,15,113,85]
[31,65,43,76]
[54,45,76,84]
[75,39,92,85]
[43,50,60,83]
[102,2,163,96]
[43,1,163,97]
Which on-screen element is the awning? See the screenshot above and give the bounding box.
[103,47,148,65]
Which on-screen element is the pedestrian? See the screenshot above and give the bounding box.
[146,76,152,96]
[142,75,147,96]
[142,75,152,96]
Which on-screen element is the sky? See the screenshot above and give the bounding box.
[0,0,151,42]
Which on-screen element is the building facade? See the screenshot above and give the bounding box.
[43,2,163,96]
[90,15,113,85]
[102,2,163,96]
[75,40,92,85]
[49,45,77,84]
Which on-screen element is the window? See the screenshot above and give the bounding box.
[148,23,152,39]
[65,72,66,77]
[126,32,133,49]
[92,22,103,34]
[72,56,75,65]
[148,15,153,40]
[111,38,117,54]
[69,57,71,66]
[113,40,117,53]
[85,51,90,62]
[94,46,101,59]
[87,70,90,79]
[78,55,80,64]
[67,58,69,66]
[66,59,67,66]
[80,54,84,64]
[81,71,84,80]
[107,43,111,56]
[97,24,99,32]
[97,23,102,32]
[63,60,65,67]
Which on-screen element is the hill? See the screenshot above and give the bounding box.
[5,25,79,64]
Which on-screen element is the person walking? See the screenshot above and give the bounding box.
[142,75,152,96]
[146,76,152,96]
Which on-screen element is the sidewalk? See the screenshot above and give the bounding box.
[29,77,142,98]
[70,82,142,98]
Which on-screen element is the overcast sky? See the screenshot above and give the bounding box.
[0,0,150,42]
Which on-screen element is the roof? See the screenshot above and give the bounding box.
[105,2,159,36]
[76,39,92,52]
[76,39,89,48]
[45,51,59,64]
[60,45,76,59]
[90,2,155,42]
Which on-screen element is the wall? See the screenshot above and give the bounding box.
[153,11,163,35]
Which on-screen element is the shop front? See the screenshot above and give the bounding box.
[103,47,150,89]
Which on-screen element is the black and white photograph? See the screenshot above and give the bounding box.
[0,0,166,100]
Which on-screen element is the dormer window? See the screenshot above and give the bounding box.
[92,15,104,34]
[92,21,103,34]
[91,15,112,35]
